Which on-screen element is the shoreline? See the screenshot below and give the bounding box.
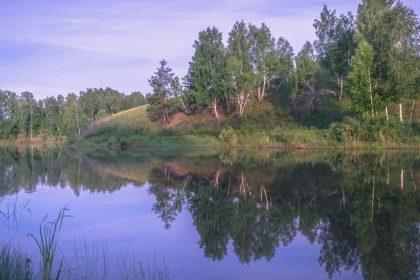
[0,138,65,149]
[2,136,418,152]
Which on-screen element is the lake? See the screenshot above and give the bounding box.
[0,147,418,280]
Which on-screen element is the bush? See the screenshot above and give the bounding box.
[219,127,238,147]
[241,101,277,129]
[329,114,415,143]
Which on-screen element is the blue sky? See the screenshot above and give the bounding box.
[0,0,418,99]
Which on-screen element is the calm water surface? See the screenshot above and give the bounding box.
[0,148,418,279]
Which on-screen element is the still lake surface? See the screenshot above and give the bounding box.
[0,147,418,279]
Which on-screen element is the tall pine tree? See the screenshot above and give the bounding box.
[148,60,177,124]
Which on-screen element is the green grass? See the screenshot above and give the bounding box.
[73,100,419,151]
[28,208,69,280]
[225,126,335,148]
[0,244,32,280]
[1,208,171,280]
[0,241,171,280]
[83,105,160,138]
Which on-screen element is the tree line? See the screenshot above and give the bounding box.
[0,88,145,139]
[1,0,418,141]
[148,0,418,131]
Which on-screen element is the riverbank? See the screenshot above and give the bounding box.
[69,103,420,151]
[72,129,420,153]
[2,130,419,152]
[3,98,418,152]
[0,135,65,149]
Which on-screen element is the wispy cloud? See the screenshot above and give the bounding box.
[0,0,418,98]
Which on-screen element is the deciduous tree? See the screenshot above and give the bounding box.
[348,40,377,117]
[314,5,356,99]
[248,23,277,101]
[185,27,229,120]
[227,21,255,118]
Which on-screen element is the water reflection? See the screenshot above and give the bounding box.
[0,147,418,279]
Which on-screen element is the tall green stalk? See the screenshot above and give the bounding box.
[28,208,69,280]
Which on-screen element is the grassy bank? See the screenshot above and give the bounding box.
[74,126,419,152]
[3,102,419,151]
[0,135,65,149]
[69,104,418,151]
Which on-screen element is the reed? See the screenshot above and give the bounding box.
[0,243,32,280]
[28,208,70,280]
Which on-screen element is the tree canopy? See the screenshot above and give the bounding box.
[0,0,418,141]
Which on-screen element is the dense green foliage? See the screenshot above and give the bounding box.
[184,27,229,112]
[144,0,418,144]
[0,88,145,139]
[348,40,377,115]
[314,5,357,99]
[147,60,182,124]
[0,0,418,145]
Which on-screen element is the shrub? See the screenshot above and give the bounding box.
[219,127,237,147]
[329,114,415,143]
[241,101,277,129]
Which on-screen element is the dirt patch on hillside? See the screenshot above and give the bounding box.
[166,112,188,128]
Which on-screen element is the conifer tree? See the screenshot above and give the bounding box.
[148,60,177,124]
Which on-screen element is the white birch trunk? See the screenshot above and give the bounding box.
[179,97,191,114]
[368,70,374,118]
[213,98,220,122]
[399,103,403,123]
[371,176,375,223]
[76,108,81,137]
[261,74,266,101]
[409,101,415,125]
[236,92,250,117]
[400,169,404,189]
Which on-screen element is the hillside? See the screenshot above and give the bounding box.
[82,102,225,138]
[79,104,223,150]
[83,105,161,138]
[76,99,420,150]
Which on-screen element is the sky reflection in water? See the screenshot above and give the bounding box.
[0,148,418,280]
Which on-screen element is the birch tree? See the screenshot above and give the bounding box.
[314,5,356,100]
[357,0,419,122]
[248,23,276,102]
[292,42,324,116]
[227,21,255,118]
[61,94,87,136]
[348,40,377,117]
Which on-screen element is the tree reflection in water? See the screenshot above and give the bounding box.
[0,147,418,279]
